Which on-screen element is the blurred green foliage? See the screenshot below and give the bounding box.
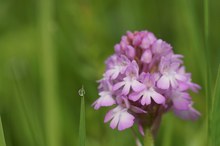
[0,0,220,146]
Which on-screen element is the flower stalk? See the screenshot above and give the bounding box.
[144,129,154,146]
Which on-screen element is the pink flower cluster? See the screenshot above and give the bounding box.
[92,30,200,133]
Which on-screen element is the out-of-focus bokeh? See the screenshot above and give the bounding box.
[0,0,220,146]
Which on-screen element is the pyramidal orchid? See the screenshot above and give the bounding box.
[92,30,201,138]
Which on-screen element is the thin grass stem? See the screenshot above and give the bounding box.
[79,86,86,146]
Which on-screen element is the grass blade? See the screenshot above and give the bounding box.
[0,116,6,146]
[203,0,212,145]
[79,86,86,146]
[38,0,60,145]
[211,65,220,146]
[11,67,38,145]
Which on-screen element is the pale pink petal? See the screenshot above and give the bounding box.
[189,107,201,120]
[172,95,190,110]
[105,69,115,78]
[104,106,123,123]
[157,75,170,89]
[131,80,145,92]
[141,50,152,63]
[104,109,114,123]
[170,62,180,70]
[170,77,178,88]
[118,112,135,131]
[175,74,186,81]
[174,107,200,121]
[179,82,189,91]
[151,91,165,104]
[113,81,125,91]
[140,37,150,49]
[126,31,134,40]
[140,34,156,49]
[141,94,151,105]
[129,92,143,101]
[111,71,120,80]
[189,82,201,93]
[110,114,120,129]
[133,35,142,46]
[122,83,131,95]
[126,45,135,58]
[114,44,121,53]
[100,95,115,106]
[92,100,100,110]
[93,92,115,110]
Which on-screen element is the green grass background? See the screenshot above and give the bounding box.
[0,0,220,145]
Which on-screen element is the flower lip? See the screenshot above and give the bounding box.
[104,106,135,131]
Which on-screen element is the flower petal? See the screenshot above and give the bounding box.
[178,82,189,91]
[104,106,123,123]
[122,83,131,95]
[189,83,201,93]
[131,80,145,92]
[118,111,135,131]
[141,50,152,63]
[111,70,120,80]
[93,92,115,110]
[151,91,165,104]
[174,106,201,121]
[129,92,143,101]
[104,109,114,123]
[170,77,178,88]
[141,93,151,105]
[113,81,125,91]
[133,34,142,46]
[175,74,186,81]
[110,114,120,129]
[172,94,191,110]
[126,45,135,59]
[100,95,115,106]
[157,75,170,89]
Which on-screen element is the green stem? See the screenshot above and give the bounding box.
[144,129,154,146]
